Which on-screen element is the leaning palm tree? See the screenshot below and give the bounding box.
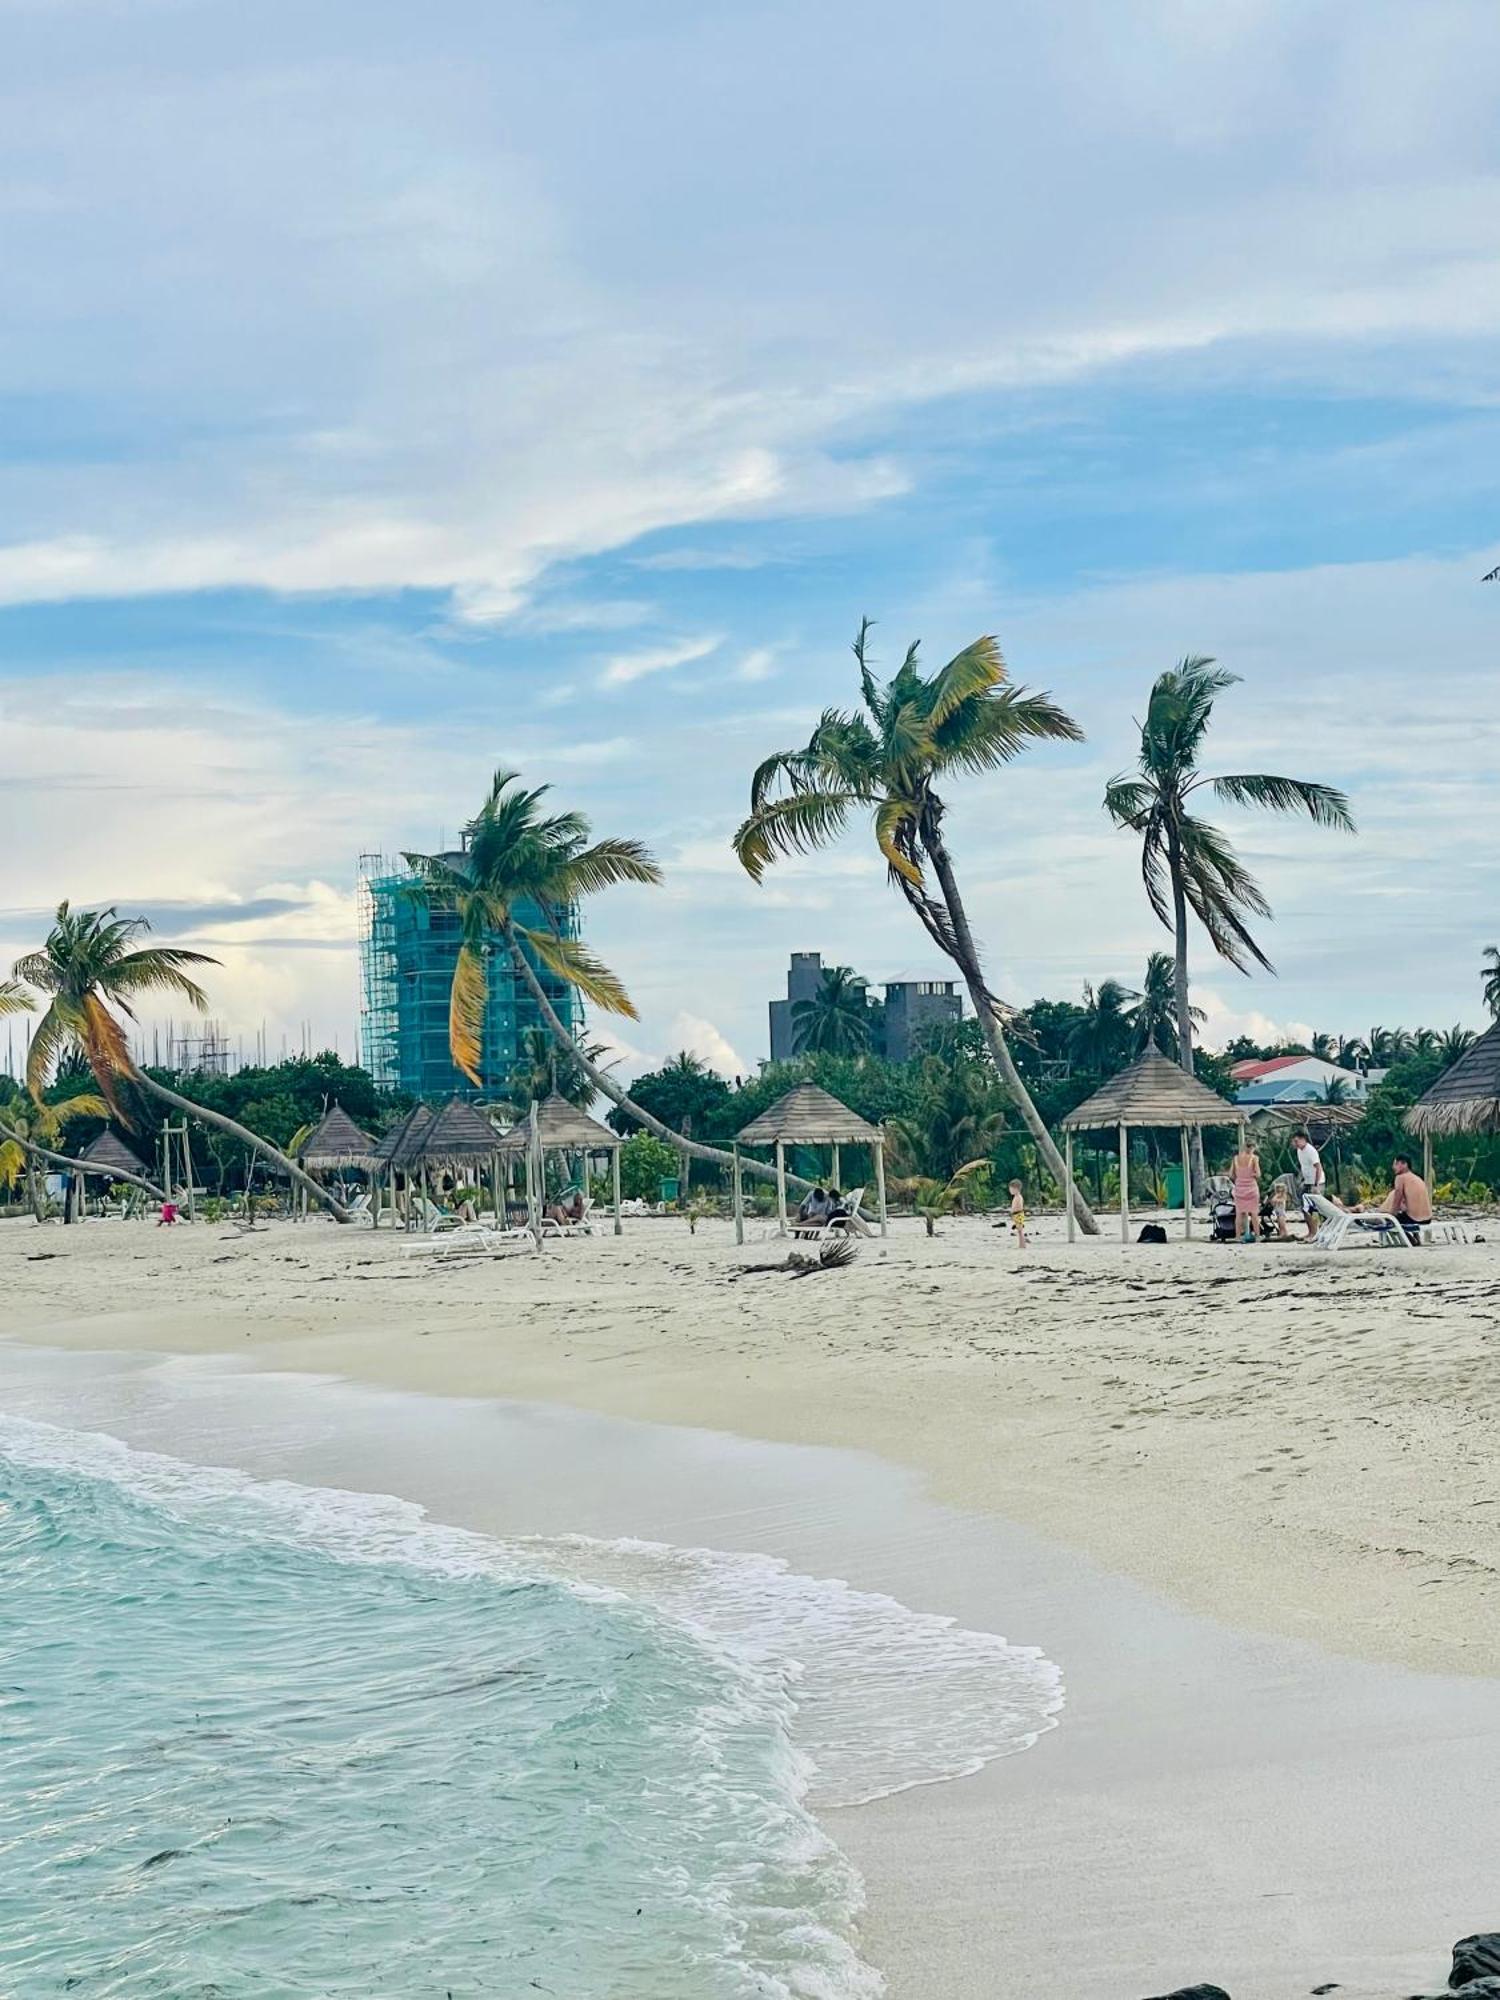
[12,903,349,1220]
[792,965,874,1057]
[1104,658,1354,1094]
[0,1088,122,1219]
[733,620,1098,1229]
[1483,945,1500,1021]
[405,771,779,1188]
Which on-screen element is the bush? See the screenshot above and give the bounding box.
[618,1133,681,1202]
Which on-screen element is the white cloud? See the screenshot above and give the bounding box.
[662,1012,745,1079]
[735,646,779,683]
[597,635,720,689]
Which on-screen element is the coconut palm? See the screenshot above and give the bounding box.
[406,772,778,1188]
[1310,1031,1335,1061]
[1439,1024,1477,1065]
[12,902,348,1220]
[1483,945,1500,1021]
[1412,1026,1439,1058]
[1068,978,1137,1072]
[733,620,1098,1231]
[1335,1033,1368,1070]
[0,1089,115,1219]
[1127,952,1203,1058]
[1104,657,1354,1096]
[792,965,875,1057]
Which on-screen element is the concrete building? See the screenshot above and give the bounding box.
[767,949,961,1063]
[768,951,827,1062]
[358,852,581,1101]
[1230,1054,1369,1109]
[880,977,962,1062]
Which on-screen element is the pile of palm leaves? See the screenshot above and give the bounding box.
[731,1236,859,1279]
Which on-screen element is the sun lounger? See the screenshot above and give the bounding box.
[790,1187,873,1240]
[1309,1200,1470,1252]
[402,1221,533,1260]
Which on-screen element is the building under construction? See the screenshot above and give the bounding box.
[357,854,582,1102]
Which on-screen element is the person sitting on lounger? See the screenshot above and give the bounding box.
[1374,1154,1434,1241]
[545,1189,585,1229]
[797,1186,833,1226]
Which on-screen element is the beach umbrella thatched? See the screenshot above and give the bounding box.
[496,1092,622,1152]
[297,1103,378,1170]
[1405,1021,1500,1137]
[402,1097,501,1170]
[374,1101,436,1172]
[77,1130,150,1179]
[733,1082,886,1241]
[1060,1051,1241,1245]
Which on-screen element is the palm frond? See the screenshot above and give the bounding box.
[516,927,638,1018]
[1209,773,1355,831]
[936,686,1084,775]
[1103,774,1157,829]
[873,795,923,884]
[448,941,488,1087]
[24,999,80,1102]
[926,635,1006,729]
[732,787,859,882]
[552,836,663,900]
[0,977,33,1017]
[109,948,216,1011]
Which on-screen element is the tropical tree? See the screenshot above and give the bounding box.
[1335,1033,1368,1070]
[1103,655,1354,1098]
[1127,952,1203,1059]
[792,965,875,1057]
[733,620,1099,1231]
[0,1089,114,1219]
[11,903,348,1220]
[1439,1024,1477,1065]
[888,1048,1009,1182]
[1310,1031,1335,1061]
[1067,978,1136,1072]
[406,771,782,1189]
[1483,945,1500,1021]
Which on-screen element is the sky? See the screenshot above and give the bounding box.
[2,0,1498,1081]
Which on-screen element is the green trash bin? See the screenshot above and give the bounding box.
[1163,1164,1185,1209]
[658,1176,680,1206]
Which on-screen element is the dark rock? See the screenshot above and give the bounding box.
[1438,1982,1500,2000]
[1142,1988,1232,2000]
[1453,1937,1500,1988]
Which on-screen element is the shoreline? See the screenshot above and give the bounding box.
[5,1210,1498,1679]
[3,1337,1499,1999]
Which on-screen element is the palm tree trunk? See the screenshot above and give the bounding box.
[502,926,808,1194]
[132,1074,351,1222]
[920,830,1100,1234]
[0,1114,166,1203]
[1167,847,1207,1201]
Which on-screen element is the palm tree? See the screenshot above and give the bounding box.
[12,902,348,1220]
[1310,1031,1335,1061]
[1104,657,1354,1095]
[0,1089,118,1219]
[1068,978,1137,1072]
[1439,1024,1476,1065]
[733,619,1099,1231]
[1335,1033,1368,1070]
[406,772,779,1188]
[1412,1026,1439,1058]
[792,965,874,1057]
[1365,1025,1397,1067]
[1127,951,1203,1058]
[888,1053,1009,1181]
[506,1025,613,1111]
[1483,945,1500,1021]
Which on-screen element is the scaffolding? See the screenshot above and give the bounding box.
[358,851,401,1090]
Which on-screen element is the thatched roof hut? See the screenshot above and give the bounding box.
[736,1082,881,1147]
[373,1102,435,1172]
[401,1098,501,1170]
[78,1130,150,1180]
[1061,1051,1243,1132]
[734,1082,886,1239]
[1405,1022,1500,1137]
[496,1092,622,1153]
[1061,1052,1242,1243]
[298,1104,378,1171]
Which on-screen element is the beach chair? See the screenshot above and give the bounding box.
[1309,1207,1413,1253]
[790,1187,872,1241]
[402,1220,532,1260]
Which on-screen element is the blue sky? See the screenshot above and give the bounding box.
[2,0,1498,1076]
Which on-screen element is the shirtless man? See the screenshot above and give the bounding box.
[1378,1154,1434,1241]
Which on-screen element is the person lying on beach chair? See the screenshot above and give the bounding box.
[1367,1153,1434,1242]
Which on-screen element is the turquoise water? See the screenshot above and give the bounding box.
[0,1413,1062,1998]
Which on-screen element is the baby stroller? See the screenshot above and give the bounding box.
[1208,1174,1287,1243]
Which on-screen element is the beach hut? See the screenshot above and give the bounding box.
[371,1102,435,1226]
[1061,1051,1242,1242]
[398,1098,505,1227]
[1405,1021,1500,1185]
[76,1130,155,1214]
[294,1104,378,1218]
[733,1082,887,1242]
[498,1092,625,1235]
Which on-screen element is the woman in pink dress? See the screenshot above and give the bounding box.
[1230,1143,1261,1241]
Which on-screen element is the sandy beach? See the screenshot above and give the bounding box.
[6,1207,1500,1997]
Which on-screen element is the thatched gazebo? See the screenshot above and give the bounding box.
[498,1092,625,1235]
[291,1104,378,1218]
[1405,1021,1500,1184]
[734,1081,887,1241]
[398,1099,504,1227]
[367,1103,434,1227]
[1061,1052,1243,1242]
[78,1130,151,1184]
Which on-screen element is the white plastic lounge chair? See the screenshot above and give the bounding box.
[402,1220,532,1260]
[791,1187,871,1241]
[1309,1207,1413,1253]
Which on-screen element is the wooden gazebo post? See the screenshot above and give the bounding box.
[732,1144,744,1245]
[874,1132,887,1237]
[831,1142,842,1193]
[1118,1121,1130,1243]
[1065,1126,1076,1243]
[1180,1125,1192,1238]
[611,1144,622,1236]
[775,1140,788,1235]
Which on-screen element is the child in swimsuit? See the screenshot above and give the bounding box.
[1008,1179,1028,1247]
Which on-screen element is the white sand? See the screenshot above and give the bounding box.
[6,1208,1497,1677]
[5,1207,1500,1997]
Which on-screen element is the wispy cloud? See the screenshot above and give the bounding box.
[597,635,720,689]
